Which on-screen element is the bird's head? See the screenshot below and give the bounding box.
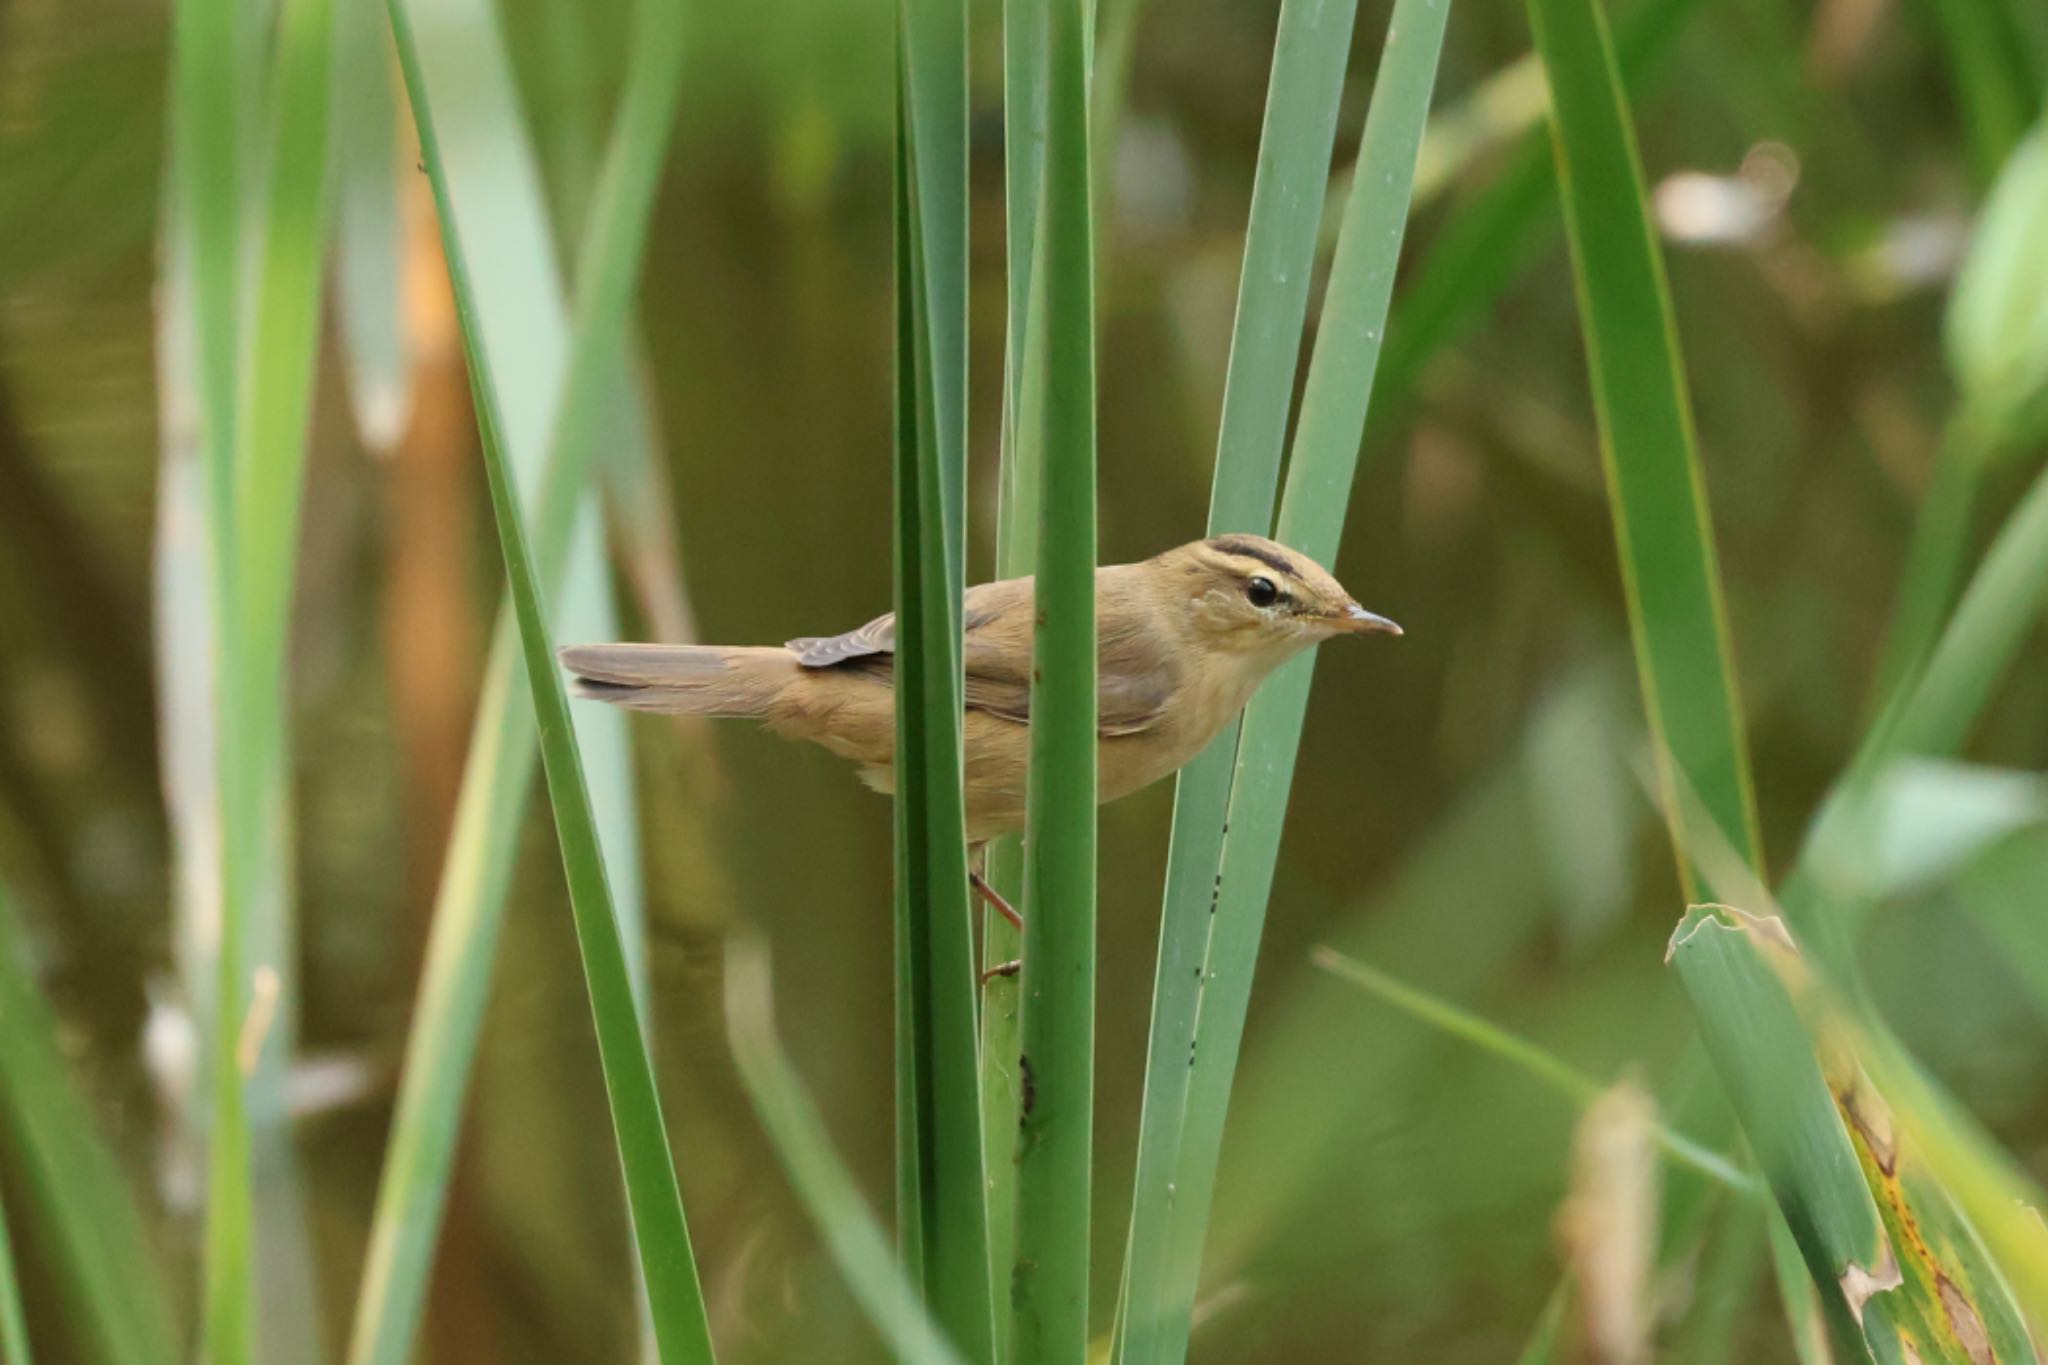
[1155,534,1402,658]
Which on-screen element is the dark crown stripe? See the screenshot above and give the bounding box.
[1204,535,1300,579]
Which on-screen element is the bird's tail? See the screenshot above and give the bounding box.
[558,643,799,718]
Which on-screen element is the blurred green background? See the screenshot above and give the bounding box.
[2,0,2046,1359]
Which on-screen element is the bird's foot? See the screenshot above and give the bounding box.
[980,958,1021,984]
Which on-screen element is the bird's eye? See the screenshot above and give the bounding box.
[1245,576,1280,608]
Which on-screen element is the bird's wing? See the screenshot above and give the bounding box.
[782,579,1013,666]
[787,573,1175,736]
[786,611,897,666]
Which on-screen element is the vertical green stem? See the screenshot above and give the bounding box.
[1011,0,1097,1356]
[894,0,997,1353]
[981,2,1048,1355]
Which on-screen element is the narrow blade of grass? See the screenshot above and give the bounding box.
[892,0,995,1352]
[1526,0,1761,900]
[724,937,963,1365]
[0,885,175,1365]
[345,0,688,1355]
[1009,0,1098,1356]
[1115,0,1365,1350]
[1129,6,1451,1361]
[387,3,713,1355]
[1945,121,2048,457]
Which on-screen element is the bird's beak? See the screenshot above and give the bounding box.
[1332,601,1403,636]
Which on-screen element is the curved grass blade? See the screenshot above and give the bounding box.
[892,0,995,1352]
[724,937,963,1365]
[0,885,175,1365]
[1125,6,1451,1361]
[1313,949,1755,1195]
[1009,0,1098,1356]
[386,4,713,1356]
[345,0,688,1356]
[1526,0,1760,901]
[1115,0,1365,1349]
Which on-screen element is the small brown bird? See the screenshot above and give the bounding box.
[560,535,1398,844]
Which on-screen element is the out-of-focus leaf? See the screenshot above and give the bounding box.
[1913,0,2044,190]
[1806,759,2048,902]
[0,887,175,1365]
[1555,1081,1657,1365]
[1871,118,2048,720]
[1946,121,2048,455]
[331,0,411,454]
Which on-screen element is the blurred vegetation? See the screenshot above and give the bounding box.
[0,0,2046,1360]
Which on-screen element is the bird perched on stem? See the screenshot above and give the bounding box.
[562,534,1398,850]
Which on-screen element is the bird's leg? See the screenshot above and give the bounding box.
[968,844,1024,984]
[971,877,1024,983]
[969,869,1025,932]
